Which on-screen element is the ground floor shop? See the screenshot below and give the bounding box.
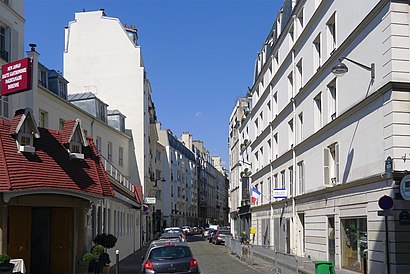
[251,177,410,274]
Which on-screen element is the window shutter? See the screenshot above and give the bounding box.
[324,148,330,185]
[335,143,339,183]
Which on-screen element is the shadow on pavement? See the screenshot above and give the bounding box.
[186,235,206,242]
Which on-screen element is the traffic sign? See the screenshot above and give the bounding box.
[400,175,410,201]
[378,195,393,210]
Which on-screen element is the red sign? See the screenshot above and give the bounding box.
[1,58,33,96]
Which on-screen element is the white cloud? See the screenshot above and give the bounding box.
[195,112,203,118]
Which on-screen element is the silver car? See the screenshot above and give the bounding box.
[141,242,200,273]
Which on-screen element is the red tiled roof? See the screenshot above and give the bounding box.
[0,117,114,198]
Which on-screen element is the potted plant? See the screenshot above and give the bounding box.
[0,254,14,274]
[92,233,117,274]
[78,252,94,274]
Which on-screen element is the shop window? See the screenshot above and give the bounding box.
[341,218,367,272]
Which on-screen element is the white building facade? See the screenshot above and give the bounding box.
[231,0,410,273]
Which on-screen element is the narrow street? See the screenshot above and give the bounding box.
[188,235,271,274]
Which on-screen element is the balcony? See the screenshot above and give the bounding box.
[100,154,134,193]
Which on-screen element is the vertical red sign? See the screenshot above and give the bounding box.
[1,58,33,96]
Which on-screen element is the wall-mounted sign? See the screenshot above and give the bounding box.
[1,58,32,96]
[399,210,410,226]
[241,177,250,201]
[145,197,156,204]
[274,188,287,199]
[400,175,410,201]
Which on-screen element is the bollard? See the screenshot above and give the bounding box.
[115,249,120,274]
[363,249,368,274]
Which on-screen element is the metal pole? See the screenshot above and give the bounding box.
[115,249,120,274]
[385,215,390,274]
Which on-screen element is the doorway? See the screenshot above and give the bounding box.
[8,207,73,274]
[328,216,335,263]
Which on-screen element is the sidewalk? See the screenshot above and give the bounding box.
[108,245,148,274]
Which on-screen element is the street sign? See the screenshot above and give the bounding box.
[273,188,287,199]
[145,197,156,204]
[399,210,410,226]
[400,175,410,201]
[377,210,393,216]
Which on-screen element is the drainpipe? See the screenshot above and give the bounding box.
[291,47,297,255]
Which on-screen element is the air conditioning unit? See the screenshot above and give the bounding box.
[19,145,35,153]
[70,152,84,160]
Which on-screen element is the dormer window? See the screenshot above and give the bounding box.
[70,130,82,154]
[62,118,88,160]
[11,108,41,154]
[19,122,33,147]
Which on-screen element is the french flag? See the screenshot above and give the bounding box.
[251,187,261,204]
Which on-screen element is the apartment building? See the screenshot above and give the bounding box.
[63,9,163,244]
[193,139,229,226]
[158,129,198,227]
[231,0,410,273]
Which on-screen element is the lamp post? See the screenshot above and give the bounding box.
[150,177,166,236]
[331,57,375,80]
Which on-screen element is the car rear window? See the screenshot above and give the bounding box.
[149,246,192,260]
[219,230,231,234]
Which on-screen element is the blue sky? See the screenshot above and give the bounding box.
[25,0,281,167]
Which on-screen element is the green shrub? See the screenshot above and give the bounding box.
[81,252,94,263]
[0,254,10,264]
[91,245,104,256]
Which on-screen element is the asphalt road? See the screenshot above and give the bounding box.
[188,235,267,274]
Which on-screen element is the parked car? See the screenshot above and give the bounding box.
[164,227,182,234]
[159,232,184,243]
[208,229,217,243]
[203,228,215,239]
[182,225,193,236]
[211,229,231,245]
[141,242,200,274]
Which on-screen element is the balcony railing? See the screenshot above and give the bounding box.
[100,154,134,192]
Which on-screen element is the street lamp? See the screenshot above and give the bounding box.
[152,177,166,188]
[238,160,252,168]
[331,56,375,80]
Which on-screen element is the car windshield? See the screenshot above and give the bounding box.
[219,230,230,235]
[149,245,192,260]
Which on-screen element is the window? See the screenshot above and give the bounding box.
[327,13,336,56]
[288,24,294,46]
[0,96,9,118]
[108,142,113,161]
[288,71,293,101]
[19,122,33,146]
[297,161,305,195]
[313,33,322,70]
[288,119,294,149]
[289,166,293,197]
[324,142,339,185]
[59,119,65,130]
[38,68,48,88]
[96,136,102,152]
[273,92,278,117]
[296,59,303,92]
[281,170,285,188]
[59,81,67,99]
[297,9,304,35]
[328,79,337,121]
[298,112,303,143]
[70,130,82,153]
[314,93,322,130]
[0,25,9,62]
[260,182,264,204]
[39,109,48,128]
[119,147,124,166]
[274,133,278,159]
